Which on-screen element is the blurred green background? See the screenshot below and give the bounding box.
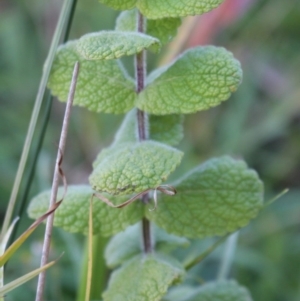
[1,0,300,300]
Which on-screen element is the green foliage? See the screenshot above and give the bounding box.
[89,141,183,195]
[187,280,253,301]
[136,46,242,114]
[98,0,225,19]
[147,156,263,238]
[113,109,184,146]
[25,0,268,299]
[102,253,185,301]
[116,9,181,44]
[76,31,160,60]
[164,280,253,301]
[48,41,136,114]
[27,186,143,236]
[105,223,189,268]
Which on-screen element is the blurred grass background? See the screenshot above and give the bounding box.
[0,0,300,300]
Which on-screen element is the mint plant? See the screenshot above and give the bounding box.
[28,1,264,300]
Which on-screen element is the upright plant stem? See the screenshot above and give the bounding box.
[135,11,152,254]
[35,62,80,301]
[0,0,74,241]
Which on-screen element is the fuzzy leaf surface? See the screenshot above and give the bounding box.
[48,41,136,114]
[136,46,242,115]
[146,157,263,238]
[27,185,143,236]
[113,109,184,146]
[116,9,181,44]
[103,254,185,301]
[105,223,189,268]
[76,31,160,60]
[187,280,253,301]
[89,141,183,195]
[99,0,224,19]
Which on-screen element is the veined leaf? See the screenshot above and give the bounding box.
[103,254,185,301]
[146,156,263,238]
[48,41,136,114]
[27,186,143,237]
[76,31,160,60]
[99,0,225,19]
[136,46,242,115]
[186,280,253,301]
[90,141,183,195]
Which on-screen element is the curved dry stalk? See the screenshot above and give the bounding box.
[35,62,80,301]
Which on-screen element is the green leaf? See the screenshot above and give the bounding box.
[112,109,184,146]
[103,254,185,301]
[146,156,263,238]
[98,0,136,11]
[186,280,253,301]
[48,41,136,114]
[138,0,225,19]
[105,223,189,268]
[136,46,242,115]
[76,31,160,60]
[27,186,143,237]
[99,0,225,19]
[116,9,181,44]
[89,141,183,195]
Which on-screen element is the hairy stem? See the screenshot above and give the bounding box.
[35,62,80,301]
[135,11,152,254]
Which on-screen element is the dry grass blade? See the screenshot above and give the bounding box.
[35,61,80,301]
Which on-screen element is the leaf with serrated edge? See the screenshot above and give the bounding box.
[76,31,160,60]
[103,254,185,301]
[89,141,183,195]
[27,186,143,237]
[136,46,242,115]
[146,156,263,238]
[48,41,136,114]
[116,9,181,45]
[105,223,189,268]
[186,280,253,301]
[112,109,184,146]
[99,0,224,19]
[138,0,225,19]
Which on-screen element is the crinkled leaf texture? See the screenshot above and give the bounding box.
[136,46,242,115]
[187,280,253,301]
[105,223,189,268]
[76,31,160,60]
[103,253,185,301]
[116,9,181,44]
[27,185,143,237]
[146,156,264,238]
[89,141,183,195]
[113,109,184,146]
[99,0,225,19]
[48,41,136,114]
